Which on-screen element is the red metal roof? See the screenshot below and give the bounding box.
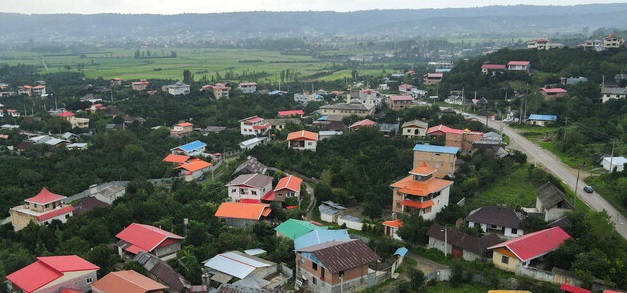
[409,162,436,176]
[7,255,99,293]
[176,122,193,127]
[58,111,75,117]
[481,64,507,70]
[239,199,261,204]
[540,87,567,93]
[59,289,84,293]
[560,283,591,293]
[349,119,376,129]
[390,95,413,101]
[176,159,212,172]
[37,206,75,221]
[116,223,183,254]
[278,110,305,117]
[25,187,66,205]
[92,270,168,293]
[286,130,318,141]
[274,175,303,192]
[488,227,571,262]
[252,123,270,130]
[260,190,276,201]
[401,199,434,209]
[508,61,530,66]
[425,73,444,78]
[214,202,271,220]
[241,116,263,123]
[427,124,464,135]
[399,84,412,89]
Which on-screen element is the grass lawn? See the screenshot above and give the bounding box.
[468,166,537,209]
[585,176,627,217]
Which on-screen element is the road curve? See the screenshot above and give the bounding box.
[464,112,627,240]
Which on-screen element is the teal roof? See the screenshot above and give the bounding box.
[274,219,327,240]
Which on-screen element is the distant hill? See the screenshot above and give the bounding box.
[1,4,626,44]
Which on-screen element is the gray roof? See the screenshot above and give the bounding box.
[320,103,369,111]
[535,181,575,210]
[233,157,267,176]
[402,120,428,128]
[427,223,502,255]
[227,173,273,189]
[465,205,525,228]
[264,118,301,126]
[296,239,380,273]
[134,251,191,292]
[203,251,274,280]
[379,123,399,133]
[601,86,627,95]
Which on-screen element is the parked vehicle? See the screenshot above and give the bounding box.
[583,185,594,193]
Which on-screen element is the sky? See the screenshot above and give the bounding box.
[0,0,622,14]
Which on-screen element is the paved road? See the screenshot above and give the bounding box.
[465,112,627,240]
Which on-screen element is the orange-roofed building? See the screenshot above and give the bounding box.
[162,154,190,164]
[110,77,122,86]
[273,175,303,203]
[132,79,149,91]
[390,162,453,221]
[215,202,272,228]
[91,270,167,293]
[286,130,318,152]
[7,255,99,293]
[382,219,403,240]
[9,187,75,232]
[115,223,184,261]
[169,121,194,137]
[176,159,212,181]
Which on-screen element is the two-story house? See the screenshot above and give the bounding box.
[287,130,318,152]
[115,223,184,261]
[169,122,194,137]
[540,87,567,100]
[603,33,625,48]
[390,162,453,220]
[273,175,303,203]
[131,79,149,91]
[10,187,75,232]
[387,95,414,111]
[423,73,443,85]
[401,120,428,138]
[7,255,99,293]
[238,82,257,94]
[226,173,274,202]
[165,82,190,96]
[239,116,271,136]
[412,143,459,179]
[481,64,507,75]
[58,111,90,129]
[507,61,531,72]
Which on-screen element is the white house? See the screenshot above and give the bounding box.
[239,116,271,136]
[226,173,274,202]
[238,82,257,94]
[239,137,268,150]
[170,140,206,156]
[165,82,190,96]
[602,156,627,173]
[286,130,318,151]
[601,86,627,103]
[465,205,525,238]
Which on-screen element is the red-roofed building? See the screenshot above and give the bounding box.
[540,87,568,100]
[170,121,194,137]
[423,73,444,85]
[481,64,507,75]
[349,119,377,130]
[387,95,414,111]
[398,84,412,94]
[115,223,184,261]
[201,83,231,99]
[488,227,571,272]
[239,115,271,136]
[58,111,90,129]
[507,61,531,72]
[427,124,484,152]
[132,79,149,91]
[560,283,591,293]
[18,85,33,96]
[110,77,122,86]
[277,110,305,117]
[286,130,319,151]
[176,159,212,181]
[162,154,191,164]
[214,202,272,227]
[273,175,303,203]
[91,270,168,293]
[10,187,75,232]
[389,162,453,221]
[7,255,99,293]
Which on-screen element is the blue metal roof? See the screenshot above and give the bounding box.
[394,247,409,257]
[528,114,557,121]
[317,116,328,121]
[294,229,350,250]
[176,140,206,151]
[413,144,459,154]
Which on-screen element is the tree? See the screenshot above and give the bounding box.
[183,69,193,83]
[408,268,426,291]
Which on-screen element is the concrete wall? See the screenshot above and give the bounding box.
[38,270,97,293]
[337,216,363,231]
[413,151,456,179]
[492,249,521,272]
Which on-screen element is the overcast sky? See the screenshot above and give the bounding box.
[0,0,622,14]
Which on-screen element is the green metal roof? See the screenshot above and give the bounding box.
[274,219,328,240]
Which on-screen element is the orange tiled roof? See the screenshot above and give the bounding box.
[92,270,168,293]
[176,160,212,172]
[286,130,318,141]
[176,122,193,127]
[409,162,436,176]
[391,175,452,197]
[214,202,271,220]
[274,175,303,192]
[382,219,402,228]
[162,154,190,164]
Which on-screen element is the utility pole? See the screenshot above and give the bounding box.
[609,138,617,173]
[563,117,570,142]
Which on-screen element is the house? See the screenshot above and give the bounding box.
[273,175,303,203]
[134,252,192,293]
[427,124,483,153]
[86,182,126,206]
[318,93,375,118]
[398,84,412,94]
[294,229,351,250]
[294,239,381,293]
[170,140,206,156]
[465,205,526,238]
[488,227,571,272]
[427,223,502,261]
[390,162,453,220]
[212,83,230,99]
[264,118,301,131]
[473,131,505,150]
[423,73,443,85]
[412,143,459,179]
[527,114,557,126]
[527,38,563,50]
[239,116,271,136]
[348,119,376,130]
[132,79,149,91]
[481,64,507,75]
[214,202,271,227]
[275,219,327,240]
[163,154,191,165]
[278,110,304,117]
[600,86,627,103]
[176,159,212,181]
[58,111,90,129]
[387,95,414,111]
[560,76,588,85]
[535,182,575,221]
[238,82,258,94]
[226,173,274,202]
[72,196,111,216]
[603,33,625,48]
[401,120,428,138]
[115,223,184,261]
[382,219,403,240]
[203,251,279,285]
[91,270,168,293]
[18,85,33,96]
[232,157,267,176]
[318,130,343,140]
[239,137,268,150]
[601,156,627,173]
[110,77,122,86]
[32,85,46,97]
[540,87,568,100]
[9,187,75,232]
[7,255,99,293]
[287,130,318,151]
[6,109,20,118]
[507,61,531,72]
[165,82,190,96]
[318,201,346,223]
[169,122,194,137]
[294,92,314,103]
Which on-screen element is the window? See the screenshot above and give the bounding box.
[45,204,50,208]
[501,256,509,264]
[278,193,283,197]
[251,191,257,195]
[312,262,318,270]
[231,189,236,193]
[339,271,345,278]
[307,142,313,146]
[312,278,317,285]
[86,277,93,284]
[511,228,518,234]
[321,267,325,280]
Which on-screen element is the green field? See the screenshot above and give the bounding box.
[0,48,391,82]
[468,166,538,209]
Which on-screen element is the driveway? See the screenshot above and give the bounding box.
[465,112,627,240]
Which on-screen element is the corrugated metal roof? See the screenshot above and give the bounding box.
[274,219,328,240]
[413,143,459,154]
[204,251,273,279]
[294,229,350,250]
[296,239,380,273]
[528,114,557,121]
